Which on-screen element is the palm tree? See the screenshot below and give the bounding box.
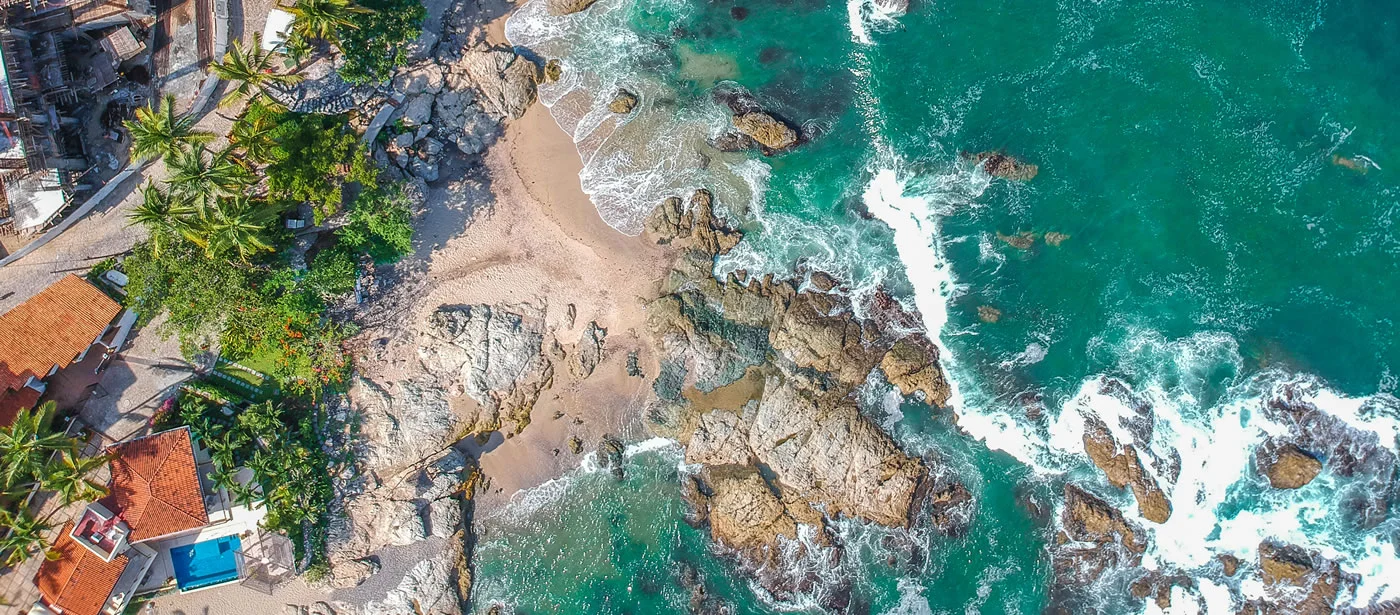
[227,108,279,167]
[43,450,109,506]
[287,0,371,45]
[196,196,281,261]
[127,182,198,255]
[124,94,215,162]
[0,508,53,567]
[0,403,78,494]
[210,34,304,109]
[166,146,254,210]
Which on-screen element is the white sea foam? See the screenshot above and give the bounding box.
[506,0,769,234]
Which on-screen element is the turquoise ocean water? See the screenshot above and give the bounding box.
[486,1,1400,612]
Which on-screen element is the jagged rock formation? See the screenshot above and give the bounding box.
[640,190,958,600]
[446,48,540,120]
[1081,418,1172,523]
[1046,484,1146,612]
[1243,541,1351,615]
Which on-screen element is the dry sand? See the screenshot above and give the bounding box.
[361,101,674,511]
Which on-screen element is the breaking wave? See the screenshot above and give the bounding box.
[505,0,769,234]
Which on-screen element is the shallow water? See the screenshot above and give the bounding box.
[492,0,1400,612]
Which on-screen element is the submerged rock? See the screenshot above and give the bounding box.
[543,59,563,82]
[977,305,1002,323]
[963,151,1039,180]
[1258,441,1323,489]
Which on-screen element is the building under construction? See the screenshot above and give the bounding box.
[0,0,152,237]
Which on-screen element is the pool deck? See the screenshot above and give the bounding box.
[137,500,268,595]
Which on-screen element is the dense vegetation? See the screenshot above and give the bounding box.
[115,36,417,563]
[123,95,411,397]
[155,384,337,559]
[283,0,424,86]
[336,0,427,85]
[0,403,107,565]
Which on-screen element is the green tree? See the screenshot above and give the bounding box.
[125,94,216,162]
[287,0,370,45]
[264,113,377,221]
[127,182,198,256]
[195,197,282,262]
[0,508,54,567]
[43,451,109,506]
[211,34,304,109]
[167,147,254,210]
[0,403,78,495]
[227,103,279,167]
[336,0,425,85]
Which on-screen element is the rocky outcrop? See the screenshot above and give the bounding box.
[608,89,638,114]
[731,112,798,152]
[963,151,1039,180]
[546,0,598,15]
[350,378,457,476]
[1258,440,1323,489]
[571,322,606,379]
[1245,541,1349,615]
[326,450,469,583]
[696,464,799,557]
[879,338,951,406]
[446,48,539,120]
[749,374,926,526]
[361,548,462,615]
[1082,419,1172,523]
[1048,484,1146,612]
[417,305,553,435]
[641,190,964,600]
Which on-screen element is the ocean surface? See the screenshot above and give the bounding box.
[489,0,1400,612]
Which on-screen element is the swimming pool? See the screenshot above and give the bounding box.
[169,535,241,591]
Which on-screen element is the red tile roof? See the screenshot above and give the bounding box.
[0,275,121,395]
[100,427,209,542]
[34,523,129,615]
[0,385,40,428]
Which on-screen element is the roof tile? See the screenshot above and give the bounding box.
[0,275,121,394]
[34,523,129,615]
[100,428,209,542]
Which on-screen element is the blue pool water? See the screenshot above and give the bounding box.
[170,535,242,592]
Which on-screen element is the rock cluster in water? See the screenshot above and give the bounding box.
[639,190,959,604]
[963,150,1039,181]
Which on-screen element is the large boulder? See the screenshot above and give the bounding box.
[608,89,638,114]
[393,63,446,96]
[1258,441,1323,489]
[731,112,798,151]
[432,89,500,156]
[447,48,539,120]
[1060,484,1144,552]
[685,407,754,466]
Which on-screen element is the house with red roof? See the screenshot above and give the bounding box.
[30,427,267,615]
[0,275,128,426]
